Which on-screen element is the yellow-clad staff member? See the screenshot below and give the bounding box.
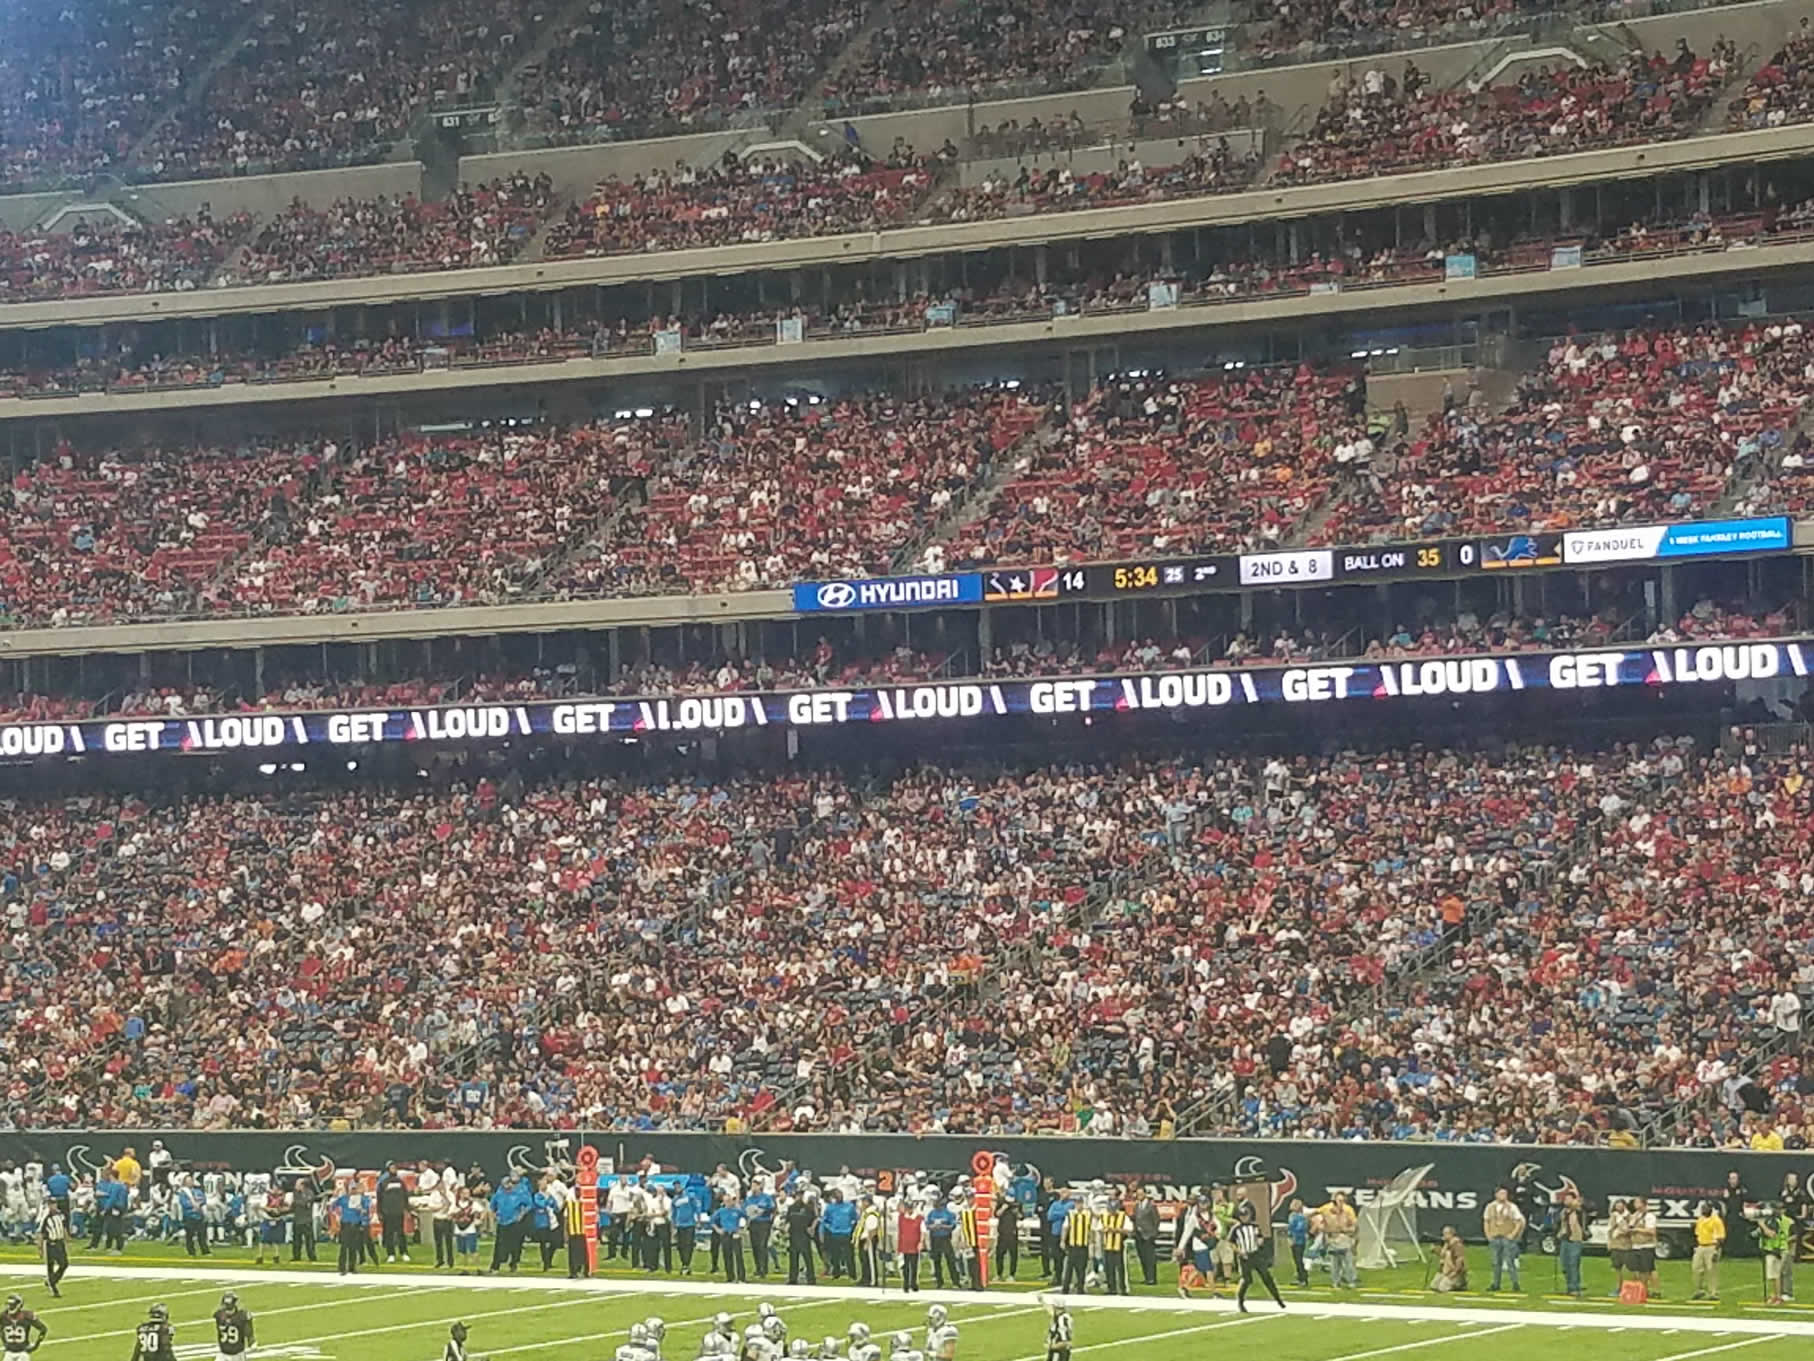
[956,1195,984,1290]
[1097,1199,1132,1295]
[1691,1201,1725,1301]
[1061,1198,1094,1294]
[564,1188,590,1279]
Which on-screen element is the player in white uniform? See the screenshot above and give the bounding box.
[925,1306,958,1361]
[889,1333,924,1361]
[847,1323,881,1361]
[0,1167,26,1243]
[643,1317,666,1361]
[699,1314,738,1359]
[744,1324,780,1361]
[617,1322,657,1361]
[21,1164,44,1225]
[757,1303,786,1350]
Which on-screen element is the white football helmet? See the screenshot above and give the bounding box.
[926,1307,948,1330]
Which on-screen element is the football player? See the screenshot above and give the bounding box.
[643,1318,667,1361]
[888,1332,923,1361]
[846,1323,880,1361]
[1,1294,47,1359]
[758,1303,787,1349]
[700,1314,738,1359]
[925,1305,958,1361]
[129,1304,176,1361]
[617,1323,655,1361]
[213,1292,255,1361]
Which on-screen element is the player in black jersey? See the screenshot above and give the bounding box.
[129,1303,176,1361]
[1,1294,48,1358]
[214,1292,255,1361]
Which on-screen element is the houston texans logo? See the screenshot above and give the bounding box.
[739,1147,780,1183]
[274,1144,336,1181]
[1234,1155,1298,1212]
[64,1144,103,1177]
[1511,1162,1578,1204]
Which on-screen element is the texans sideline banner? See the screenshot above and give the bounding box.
[0,637,1805,759]
[3,1130,1810,1250]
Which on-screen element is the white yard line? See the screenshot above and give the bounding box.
[1320,1322,1525,1361]
[1648,1338,1787,1361]
[41,1285,452,1348]
[42,1282,232,1314]
[4,1261,1812,1342]
[1001,1313,1276,1361]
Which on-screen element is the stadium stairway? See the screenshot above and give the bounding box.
[889,408,1061,576]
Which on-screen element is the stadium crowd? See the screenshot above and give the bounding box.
[1313,318,1814,545]
[8,321,1814,624]
[943,365,1365,569]
[135,0,546,180]
[13,197,1811,393]
[1277,44,1730,187]
[221,174,556,284]
[1217,738,1814,1148]
[555,389,1045,597]
[0,744,1598,1135]
[511,0,863,144]
[1728,17,1814,130]
[0,415,681,626]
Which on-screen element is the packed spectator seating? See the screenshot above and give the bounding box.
[1728,17,1814,130]
[831,0,1203,112]
[0,745,1585,1133]
[0,0,252,188]
[135,0,546,180]
[214,417,684,616]
[930,138,1262,222]
[1216,737,1814,1145]
[15,732,1794,1141]
[0,415,683,626]
[1237,0,1557,64]
[945,365,1364,568]
[15,198,1810,389]
[511,0,862,145]
[1278,44,1729,187]
[0,209,252,304]
[556,388,1046,595]
[220,173,556,284]
[544,151,936,257]
[0,437,300,626]
[0,596,1793,730]
[1315,319,1814,544]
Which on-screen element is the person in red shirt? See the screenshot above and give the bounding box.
[897,1193,925,1293]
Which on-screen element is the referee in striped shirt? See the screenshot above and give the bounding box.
[1046,1303,1073,1361]
[38,1202,70,1295]
[1231,1202,1285,1313]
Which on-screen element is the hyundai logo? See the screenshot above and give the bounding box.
[816,582,857,609]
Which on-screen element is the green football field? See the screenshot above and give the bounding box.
[2,1239,1811,1361]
